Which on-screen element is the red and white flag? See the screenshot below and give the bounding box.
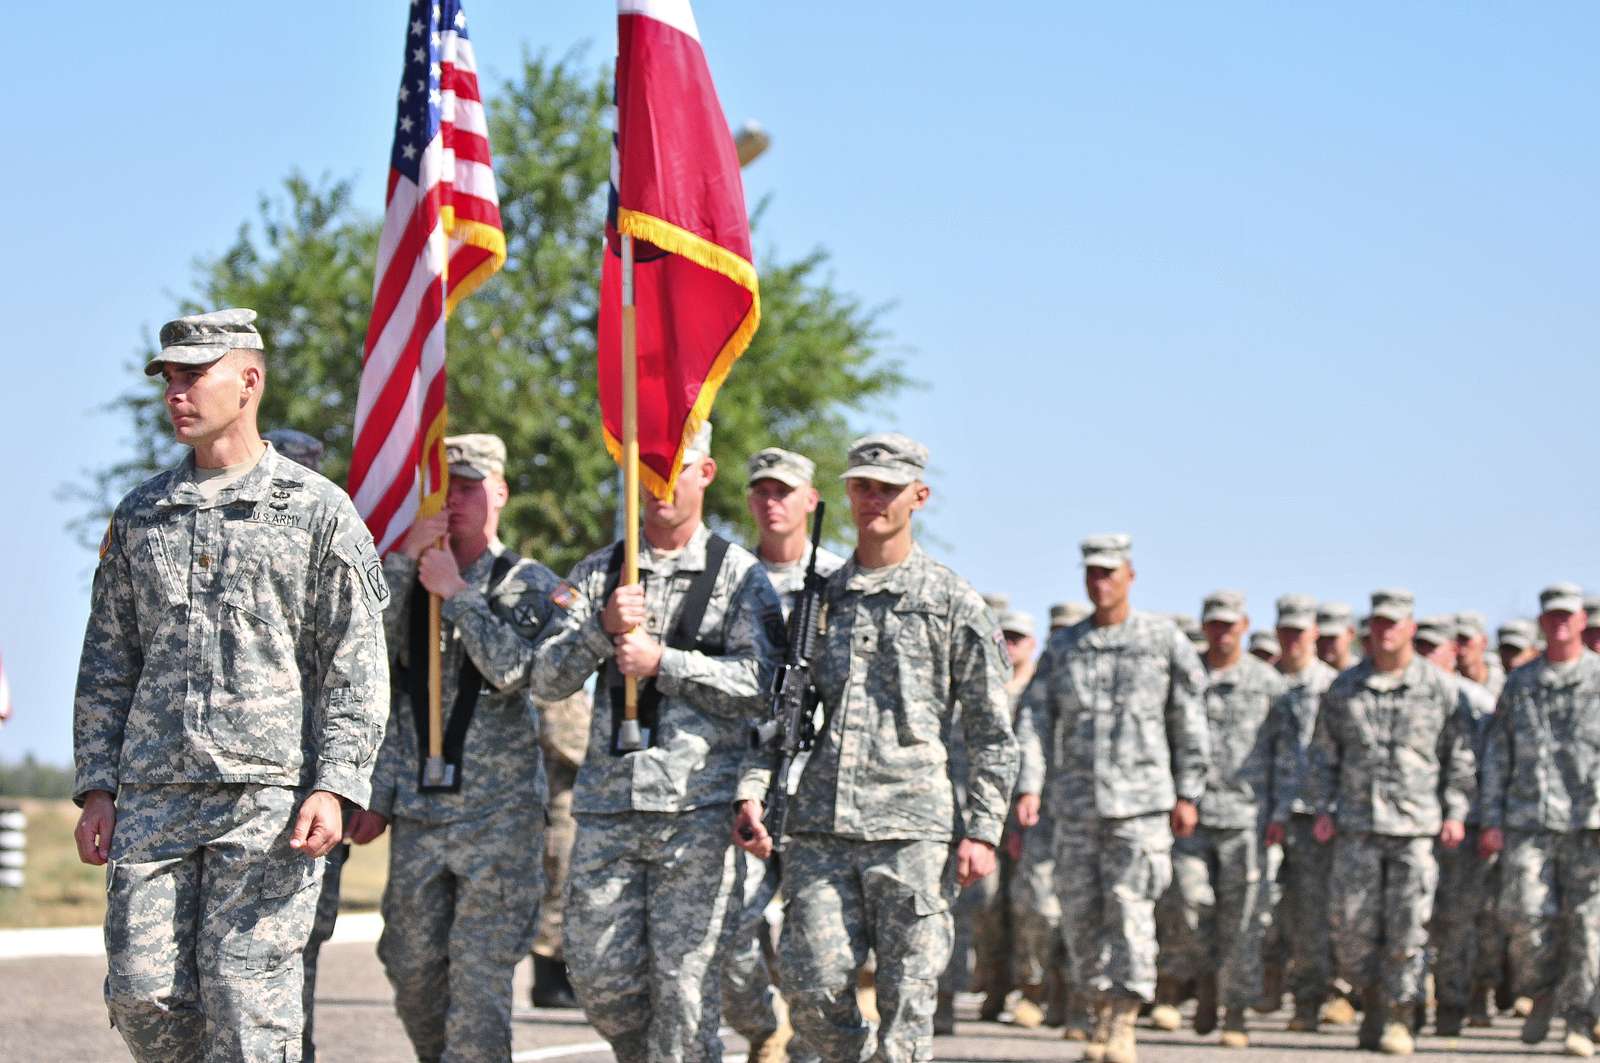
[350,0,505,554]
[599,0,760,500]
[0,651,12,727]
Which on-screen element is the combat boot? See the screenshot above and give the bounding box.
[1435,1003,1464,1037]
[1219,1006,1249,1048]
[1012,984,1046,1029]
[1194,973,1219,1036]
[1148,974,1183,1032]
[531,954,578,1009]
[933,991,956,1036]
[1565,1016,1597,1059]
[1255,962,1285,1015]
[1379,1003,1416,1055]
[1322,992,1358,1026]
[1287,995,1321,1033]
[1103,995,1142,1063]
[1081,994,1113,1062]
[1467,983,1493,1028]
[1357,987,1385,1051]
[1043,968,1067,1027]
[1524,993,1555,1044]
[747,1022,792,1063]
[979,986,1007,1023]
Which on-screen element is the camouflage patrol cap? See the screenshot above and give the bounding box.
[1455,611,1489,640]
[1317,601,1356,636]
[1249,631,1280,658]
[842,432,928,485]
[999,609,1036,638]
[1539,581,1584,615]
[1414,615,1456,649]
[1497,618,1538,650]
[1370,588,1415,622]
[1201,589,1246,625]
[682,421,713,463]
[263,429,325,472]
[982,592,1011,613]
[1050,601,1092,628]
[746,446,814,488]
[145,308,264,375]
[1275,593,1318,630]
[1586,595,1600,630]
[444,433,506,480]
[1080,533,1132,569]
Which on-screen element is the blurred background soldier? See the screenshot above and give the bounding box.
[1015,534,1209,1063]
[1173,614,1207,654]
[533,423,784,1063]
[1480,584,1600,1055]
[1454,611,1505,698]
[529,688,590,1009]
[1316,602,1359,671]
[1583,595,1600,655]
[1306,589,1475,1056]
[348,433,568,1062]
[1051,602,1093,631]
[1247,630,1281,666]
[74,309,388,1062]
[1497,619,1542,675]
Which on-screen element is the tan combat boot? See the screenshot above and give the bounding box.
[1219,1006,1249,1048]
[1103,995,1143,1063]
[1379,1003,1417,1056]
[747,1022,792,1063]
[1081,995,1113,1062]
[1322,993,1359,1026]
[1567,1015,1598,1058]
[1148,974,1183,1032]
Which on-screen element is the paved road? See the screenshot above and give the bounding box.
[1,942,1564,1061]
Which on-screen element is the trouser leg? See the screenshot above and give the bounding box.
[1168,830,1215,985]
[301,840,348,1061]
[780,834,874,1063]
[1378,836,1436,1007]
[378,819,455,1061]
[1284,816,1335,1003]
[1557,831,1600,1026]
[862,839,955,1062]
[1501,830,1561,999]
[1215,828,1264,1010]
[1098,814,1174,1003]
[1330,832,1382,993]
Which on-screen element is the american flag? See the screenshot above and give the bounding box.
[350,0,505,554]
[0,650,11,727]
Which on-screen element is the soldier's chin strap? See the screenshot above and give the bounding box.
[403,552,516,793]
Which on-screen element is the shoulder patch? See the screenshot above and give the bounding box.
[550,581,579,610]
[98,518,113,561]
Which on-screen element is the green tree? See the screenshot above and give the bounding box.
[74,54,908,573]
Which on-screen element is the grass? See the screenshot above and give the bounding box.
[0,798,392,929]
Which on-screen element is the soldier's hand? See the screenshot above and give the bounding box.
[1170,799,1199,839]
[347,810,390,845]
[399,513,449,560]
[1003,831,1023,862]
[1264,821,1285,848]
[613,628,663,677]
[74,790,117,866]
[291,790,345,858]
[956,838,997,886]
[1313,813,1337,845]
[1478,827,1504,859]
[418,545,468,598]
[602,583,647,635]
[1439,819,1466,850]
[734,800,772,859]
[1014,792,1041,828]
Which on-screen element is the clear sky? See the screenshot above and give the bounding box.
[3,3,1597,764]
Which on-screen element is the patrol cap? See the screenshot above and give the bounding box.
[1414,615,1456,649]
[1539,582,1584,615]
[1455,611,1488,640]
[982,593,1011,613]
[1172,614,1205,648]
[1275,593,1318,630]
[746,447,814,488]
[1586,595,1600,630]
[1201,589,1246,625]
[1357,615,1372,640]
[841,432,928,485]
[1497,618,1538,650]
[999,610,1035,638]
[1249,631,1280,658]
[263,429,325,472]
[1080,533,1132,570]
[1369,588,1415,622]
[1317,601,1355,637]
[682,421,714,464]
[444,433,506,480]
[146,308,264,375]
[1050,601,1092,628]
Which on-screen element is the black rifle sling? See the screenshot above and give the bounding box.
[605,534,731,753]
[406,551,518,792]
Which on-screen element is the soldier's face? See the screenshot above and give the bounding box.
[1203,617,1246,658]
[645,456,715,531]
[161,353,260,446]
[845,477,927,540]
[1584,629,1600,654]
[1455,633,1485,671]
[1417,639,1455,671]
[1084,564,1131,610]
[1539,609,1583,651]
[1316,629,1352,665]
[1277,625,1316,665]
[1002,631,1035,669]
[446,475,506,540]
[1500,644,1536,672]
[747,478,817,538]
[1370,616,1414,656]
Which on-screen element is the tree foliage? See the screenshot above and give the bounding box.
[75,54,908,573]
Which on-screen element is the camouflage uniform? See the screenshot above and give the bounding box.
[531,689,591,964]
[1480,642,1600,1033]
[1167,635,1285,1010]
[1306,644,1476,1010]
[1266,655,1339,1011]
[738,534,1018,1063]
[370,522,568,1062]
[75,425,388,1062]
[531,522,784,1063]
[1015,588,1210,1004]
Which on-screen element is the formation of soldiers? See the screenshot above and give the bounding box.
[68,308,1600,1063]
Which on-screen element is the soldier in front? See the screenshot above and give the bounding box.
[72,309,389,1062]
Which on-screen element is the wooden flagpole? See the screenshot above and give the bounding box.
[424,439,451,785]
[616,233,644,751]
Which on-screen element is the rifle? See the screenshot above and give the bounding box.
[747,502,827,853]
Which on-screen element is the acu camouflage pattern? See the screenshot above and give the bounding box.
[1277,814,1336,1004]
[300,839,347,1062]
[1431,825,1499,1012]
[104,784,323,1063]
[758,541,847,620]
[73,445,390,807]
[1195,653,1285,829]
[533,689,591,961]
[1054,812,1173,1002]
[1498,830,1600,1026]
[1268,657,1339,822]
[1329,833,1438,1005]
[530,524,784,813]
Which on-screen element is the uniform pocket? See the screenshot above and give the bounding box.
[245,857,321,971]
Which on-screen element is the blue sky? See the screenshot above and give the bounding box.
[3,3,1597,764]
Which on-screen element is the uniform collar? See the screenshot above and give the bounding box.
[459,538,507,585]
[639,522,711,574]
[842,542,924,594]
[156,442,293,509]
[1361,655,1429,693]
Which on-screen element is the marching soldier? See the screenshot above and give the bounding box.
[529,688,590,1009]
[348,433,568,1061]
[1014,534,1210,1063]
[73,309,389,1062]
[1480,584,1600,1055]
[531,422,785,1063]
[1051,602,1093,631]
[1248,630,1281,666]
[1497,619,1542,674]
[1306,589,1476,1056]
[1584,595,1600,655]
[1316,602,1360,671]
[734,432,1018,1063]
[1455,611,1505,698]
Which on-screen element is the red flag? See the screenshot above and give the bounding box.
[600,0,760,500]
